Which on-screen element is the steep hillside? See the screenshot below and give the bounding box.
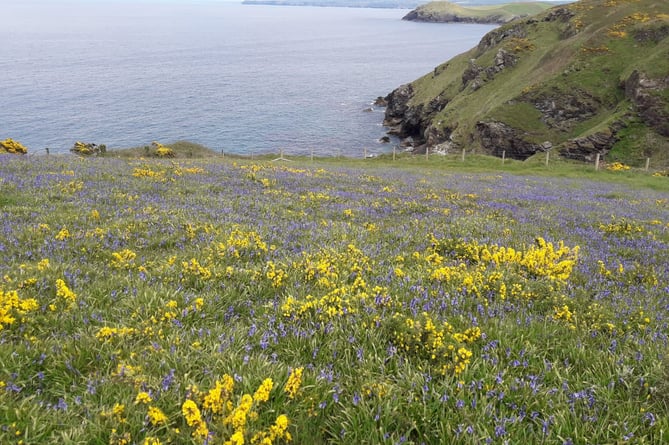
[384,0,669,166]
[403,1,555,24]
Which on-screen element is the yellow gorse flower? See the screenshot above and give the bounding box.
[182,399,209,440]
[55,227,70,241]
[147,406,168,426]
[0,138,28,154]
[203,375,234,415]
[0,289,38,331]
[253,378,273,403]
[182,399,202,426]
[224,394,253,431]
[134,391,152,405]
[111,249,137,269]
[55,279,77,305]
[284,367,304,400]
[37,258,50,271]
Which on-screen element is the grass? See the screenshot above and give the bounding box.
[1,152,668,444]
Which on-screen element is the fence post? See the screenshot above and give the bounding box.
[545,150,550,167]
[645,157,650,171]
[425,147,429,161]
[502,150,505,165]
[364,147,367,159]
[595,153,600,171]
[393,145,396,161]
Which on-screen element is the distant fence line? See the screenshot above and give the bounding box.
[228,146,660,173]
[32,145,662,173]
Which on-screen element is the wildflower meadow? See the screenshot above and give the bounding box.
[1,154,668,444]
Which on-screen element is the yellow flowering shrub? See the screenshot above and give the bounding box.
[250,414,292,444]
[0,138,28,154]
[152,141,175,158]
[253,378,274,403]
[0,288,38,331]
[606,162,631,171]
[55,279,77,307]
[390,312,482,376]
[203,375,235,415]
[70,141,106,156]
[284,367,304,400]
[182,399,209,440]
[215,228,268,259]
[147,406,168,426]
[430,236,579,284]
[55,227,71,241]
[111,249,137,269]
[599,217,645,236]
[95,326,139,341]
[133,167,167,181]
[182,258,212,281]
[37,258,50,271]
[265,261,287,288]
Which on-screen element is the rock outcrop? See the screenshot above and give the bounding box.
[624,70,669,137]
[383,84,450,148]
[559,129,620,162]
[475,121,545,160]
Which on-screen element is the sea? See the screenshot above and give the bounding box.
[1,1,495,157]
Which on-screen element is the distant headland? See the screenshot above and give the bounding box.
[241,0,424,8]
[403,1,556,24]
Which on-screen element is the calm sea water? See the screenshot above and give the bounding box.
[1,1,494,156]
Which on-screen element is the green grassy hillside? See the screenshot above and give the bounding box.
[385,0,669,167]
[403,1,554,23]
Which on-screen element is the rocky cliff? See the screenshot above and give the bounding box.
[384,0,669,165]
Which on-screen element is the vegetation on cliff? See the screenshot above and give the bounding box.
[403,1,555,24]
[110,141,221,159]
[384,0,669,167]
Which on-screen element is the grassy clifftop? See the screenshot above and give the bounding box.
[403,1,555,24]
[385,0,669,166]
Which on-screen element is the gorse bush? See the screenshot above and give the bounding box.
[152,141,175,158]
[0,156,668,444]
[70,141,107,156]
[0,138,28,154]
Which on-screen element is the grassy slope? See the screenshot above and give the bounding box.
[412,1,554,22]
[1,154,668,444]
[406,0,669,165]
[109,141,222,159]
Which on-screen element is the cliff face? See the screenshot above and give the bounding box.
[384,0,669,165]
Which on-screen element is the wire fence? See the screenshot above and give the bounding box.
[25,145,665,174]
